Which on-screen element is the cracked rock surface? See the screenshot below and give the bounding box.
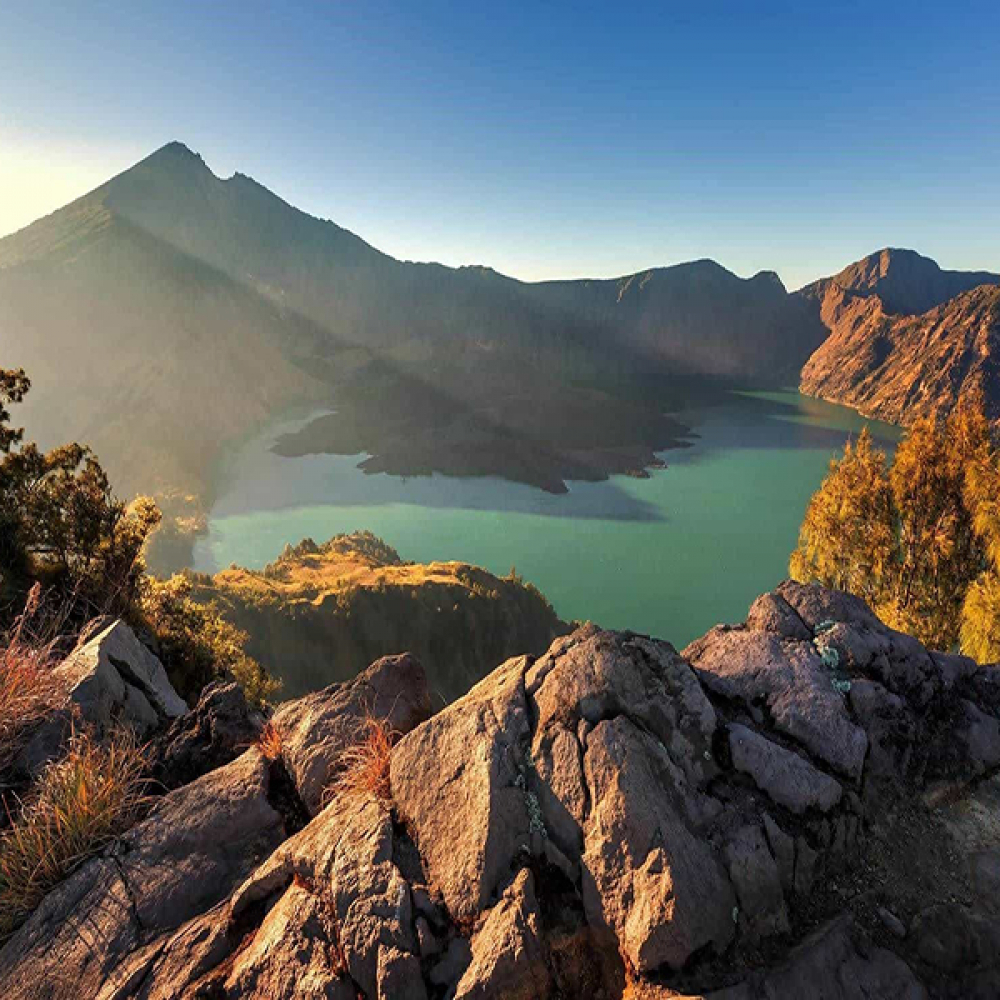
[2,583,999,999]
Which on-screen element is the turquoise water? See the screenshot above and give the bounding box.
[193,389,899,650]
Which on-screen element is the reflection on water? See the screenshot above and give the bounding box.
[195,389,898,650]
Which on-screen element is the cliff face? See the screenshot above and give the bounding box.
[2,581,999,998]
[798,250,1000,425]
[191,532,568,701]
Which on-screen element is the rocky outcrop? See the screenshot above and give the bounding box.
[797,249,1000,427]
[149,680,265,789]
[271,650,432,815]
[2,583,998,998]
[800,248,998,317]
[11,619,188,781]
[194,531,569,700]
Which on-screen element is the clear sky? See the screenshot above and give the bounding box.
[1,0,998,289]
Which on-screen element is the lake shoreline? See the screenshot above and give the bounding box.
[193,389,900,657]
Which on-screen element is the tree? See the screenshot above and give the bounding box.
[789,428,895,609]
[137,574,279,705]
[791,400,1000,658]
[0,370,160,621]
[961,571,1000,664]
[0,366,277,702]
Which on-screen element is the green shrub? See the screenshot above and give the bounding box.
[137,574,279,705]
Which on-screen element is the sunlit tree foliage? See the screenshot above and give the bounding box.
[791,398,1000,659]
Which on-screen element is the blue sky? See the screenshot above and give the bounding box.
[1,0,998,288]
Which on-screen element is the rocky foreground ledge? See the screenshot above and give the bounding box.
[2,582,1000,999]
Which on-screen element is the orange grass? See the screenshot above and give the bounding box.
[255,721,284,762]
[325,714,398,805]
[0,587,66,775]
[0,731,148,936]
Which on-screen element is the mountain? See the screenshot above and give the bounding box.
[798,249,1000,425]
[0,145,330,507]
[800,247,999,316]
[0,142,826,542]
[188,531,568,701]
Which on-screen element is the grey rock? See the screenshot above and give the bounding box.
[878,906,907,939]
[390,655,534,921]
[0,749,284,1000]
[274,651,432,814]
[14,620,187,779]
[685,628,869,781]
[728,722,843,814]
[746,591,812,640]
[57,618,187,722]
[454,869,552,1000]
[149,680,265,789]
[725,823,789,939]
[581,714,736,972]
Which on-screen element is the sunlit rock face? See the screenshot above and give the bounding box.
[799,249,1000,428]
[2,581,999,999]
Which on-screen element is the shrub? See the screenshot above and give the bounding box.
[137,574,280,706]
[961,571,1000,664]
[0,367,161,629]
[0,731,147,936]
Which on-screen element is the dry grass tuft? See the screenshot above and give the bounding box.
[0,730,148,937]
[325,714,398,806]
[255,721,284,762]
[0,587,67,776]
[0,641,60,773]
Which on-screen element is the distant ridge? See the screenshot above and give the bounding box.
[0,141,824,525]
[799,247,999,316]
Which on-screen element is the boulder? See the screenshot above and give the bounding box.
[581,714,736,971]
[222,882,356,999]
[728,722,842,815]
[274,652,432,814]
[13,620,187,779]
[746,590,812,640]
[390,655,534,920]
[455,869,552,1000]
[228,795,422,1000]
[149,680,265,789]
[684,627,869,781]
[56,619,188,722]
[733,915,927,999]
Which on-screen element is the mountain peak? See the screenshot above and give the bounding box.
[137,141,212,176]
[826,247,998,316]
